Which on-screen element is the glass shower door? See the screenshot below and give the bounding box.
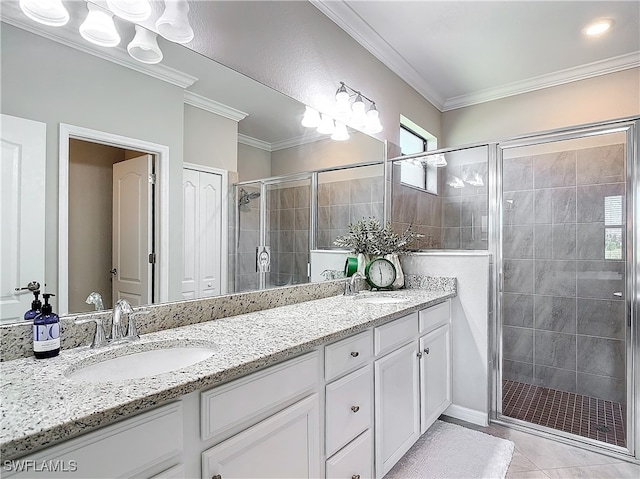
[498,123,635,453]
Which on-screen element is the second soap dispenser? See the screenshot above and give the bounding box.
[33,293,60,359]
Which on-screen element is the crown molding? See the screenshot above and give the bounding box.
[0,16,198,89]
[310,0,446,111]
[271,132,328,151]
[443,51,640,111]
[184,91,248,122]
[238,134,272,152]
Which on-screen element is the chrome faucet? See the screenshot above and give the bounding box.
[111,299,133,341]
[344,272,365,296]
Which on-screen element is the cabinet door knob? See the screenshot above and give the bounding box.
[212,475,222,479]
[417,351,423,358]
[350,351,359,357]
[424,347,430,354]
[352,475,361,479]
[351,405,360,413]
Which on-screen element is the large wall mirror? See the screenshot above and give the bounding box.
[0,0,385,323]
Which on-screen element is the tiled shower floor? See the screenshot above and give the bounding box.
[502,379,626,448]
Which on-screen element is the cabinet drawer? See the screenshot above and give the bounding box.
[201,351,320,441]
[419,300,450,334]
[326,429,373,479]
[326,365,373,457]
[325,330,372,381]
[5,403,183,478]
[374,312,418,356]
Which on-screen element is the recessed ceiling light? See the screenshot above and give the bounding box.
[583,18,614,37]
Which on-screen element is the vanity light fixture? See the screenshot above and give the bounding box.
[317,113,336,135]
[466,171,484,187]
[106,0,152,23]
[331,121,350,141]
[583,18,614,37]
[156,0,194,44]
[19,0,69,27]
[127,25,163,64]
[447,176,465,188]
[79,3,121,47]
[332,82,383,134]
[301,106,321,128]
[425,153,447,167]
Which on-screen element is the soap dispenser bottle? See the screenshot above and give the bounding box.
[33,293,60,359]
[24,290,42,321]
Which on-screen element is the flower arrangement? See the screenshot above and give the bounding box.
[333,217,417,255]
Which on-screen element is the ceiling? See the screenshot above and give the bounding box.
[312,1,640,111]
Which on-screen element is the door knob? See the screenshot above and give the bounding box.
[424,347,430,354]
[14,281,40,292]
[110,268,117,276]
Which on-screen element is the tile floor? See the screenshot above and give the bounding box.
[502,380,626,448]
[442,416,640,479]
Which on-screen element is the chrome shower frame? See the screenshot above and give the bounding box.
[490,116,640,463]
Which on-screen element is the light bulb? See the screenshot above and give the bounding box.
[127,25,163,64]
[19,0,69,27]
[331,122,350,141]
[352,94,366,114]
[301,106,321,128]
[79,3,121,48]
[317,114,335,135]
[107,0,151,22]
[156,0,194,44]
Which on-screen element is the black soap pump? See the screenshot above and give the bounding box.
[33,293,60,359]
[24,290,42,321]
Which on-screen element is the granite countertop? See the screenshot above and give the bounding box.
[0,288,455,460]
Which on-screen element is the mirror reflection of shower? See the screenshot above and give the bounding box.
[238,187,260,207]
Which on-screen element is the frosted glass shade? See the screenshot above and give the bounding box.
[301,106,321,128]
[127,25,163,64]
[79,3,121,48]
[331,122,350,141]
[19,0,69,26]
[107,0,151,22]
[317,114,335,135]
[156,0,194,44]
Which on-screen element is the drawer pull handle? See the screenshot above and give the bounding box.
[352,475,361,479]
[212,475,222,479]
[351,405,360,413]
[424,347,430,354]
[350,351,359,357]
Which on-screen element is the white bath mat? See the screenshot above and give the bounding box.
[384,420,515,479]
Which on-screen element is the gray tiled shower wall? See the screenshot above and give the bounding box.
[502,144,626,403]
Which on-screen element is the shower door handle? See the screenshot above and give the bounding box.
[613,292,623,297]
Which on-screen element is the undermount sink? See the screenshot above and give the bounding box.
[353,295,408,305]
[66,343,217,383]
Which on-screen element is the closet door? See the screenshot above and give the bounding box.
[182,169,222,300]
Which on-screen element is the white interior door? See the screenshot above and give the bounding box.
[0,114,46,321]
[182,169,222,299]
[112,155,152,306]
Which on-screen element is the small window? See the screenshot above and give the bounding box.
[399,125,437,195]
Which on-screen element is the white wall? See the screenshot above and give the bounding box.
[402,253,491,425]
[237,143,272,182]
[188,0,442,147]
[184,105,238,172]
[442,68,640,147]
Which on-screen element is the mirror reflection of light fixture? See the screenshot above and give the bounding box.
[425,153,447,167]
[317,113,335,135]
[156,0,194,44]
[447,176,465,188]
[127,25,163,64]
[466,172,484,187]
[107,0,152,22]
[301,106,321,128]
[79,3,121,48]
[19,0,69,26]
[331,121,350,141]
[364,103,383,134]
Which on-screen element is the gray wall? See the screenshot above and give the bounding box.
[502,143,626,403]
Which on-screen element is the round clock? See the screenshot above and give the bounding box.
[365,257,396,290]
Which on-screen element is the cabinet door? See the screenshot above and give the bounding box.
[202,395,321,479]
[419,323,452,434]
[374,342,420,479]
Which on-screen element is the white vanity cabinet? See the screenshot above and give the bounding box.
[3,403,184,478]
[373,301,452,479]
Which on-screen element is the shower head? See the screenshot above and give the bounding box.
[238,187,260,206]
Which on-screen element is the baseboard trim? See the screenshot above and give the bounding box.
[444,404,489,427]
